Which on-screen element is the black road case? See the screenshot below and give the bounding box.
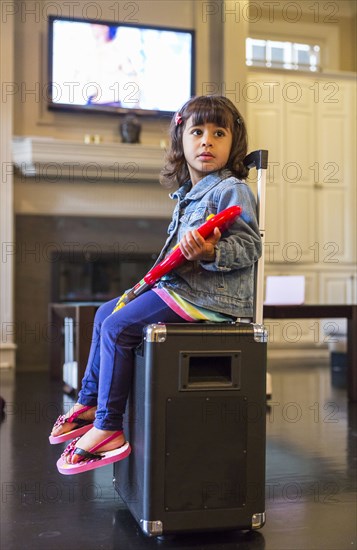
[113,322,267,536]
[113,150,269,536]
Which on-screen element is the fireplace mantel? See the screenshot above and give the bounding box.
[12,136,173,218]
[12,136,165,182]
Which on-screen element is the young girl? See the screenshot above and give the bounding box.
[51,95,262,474]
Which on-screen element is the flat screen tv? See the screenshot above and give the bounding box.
[48,15,195,116]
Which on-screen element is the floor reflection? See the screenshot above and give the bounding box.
[0,358,356,550]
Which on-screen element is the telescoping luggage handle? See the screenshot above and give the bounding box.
[243,150,268,326]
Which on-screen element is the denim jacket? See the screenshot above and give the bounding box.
[156,169,262,318]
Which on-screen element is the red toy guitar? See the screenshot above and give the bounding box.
[113,205,242,312]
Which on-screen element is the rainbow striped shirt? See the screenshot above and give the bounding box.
[153,286,234,322]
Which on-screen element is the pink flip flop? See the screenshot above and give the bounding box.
[49,405,95,444]
[56,431,131,475]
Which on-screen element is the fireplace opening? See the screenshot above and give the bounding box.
[50,251,158,302]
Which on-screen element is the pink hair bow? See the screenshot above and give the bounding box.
[175,112,182,126]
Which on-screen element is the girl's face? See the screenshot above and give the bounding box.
[182,117,233,185]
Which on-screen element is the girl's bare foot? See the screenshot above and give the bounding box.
[65,427,126,464]
[51,404,97,438]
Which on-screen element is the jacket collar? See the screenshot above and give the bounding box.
[170,169,233,202]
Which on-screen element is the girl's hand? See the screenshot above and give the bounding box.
[179,227,221,262]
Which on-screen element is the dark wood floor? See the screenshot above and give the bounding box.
[0,358,356,550]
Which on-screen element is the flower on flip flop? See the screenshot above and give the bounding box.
[175,112,183,126]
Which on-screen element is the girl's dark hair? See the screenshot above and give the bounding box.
[160,95,249,188]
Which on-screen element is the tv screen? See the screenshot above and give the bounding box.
[48,16,195,116]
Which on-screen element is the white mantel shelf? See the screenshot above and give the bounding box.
[12,136,165,182]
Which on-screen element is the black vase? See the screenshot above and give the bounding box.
[120,115,141,144]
